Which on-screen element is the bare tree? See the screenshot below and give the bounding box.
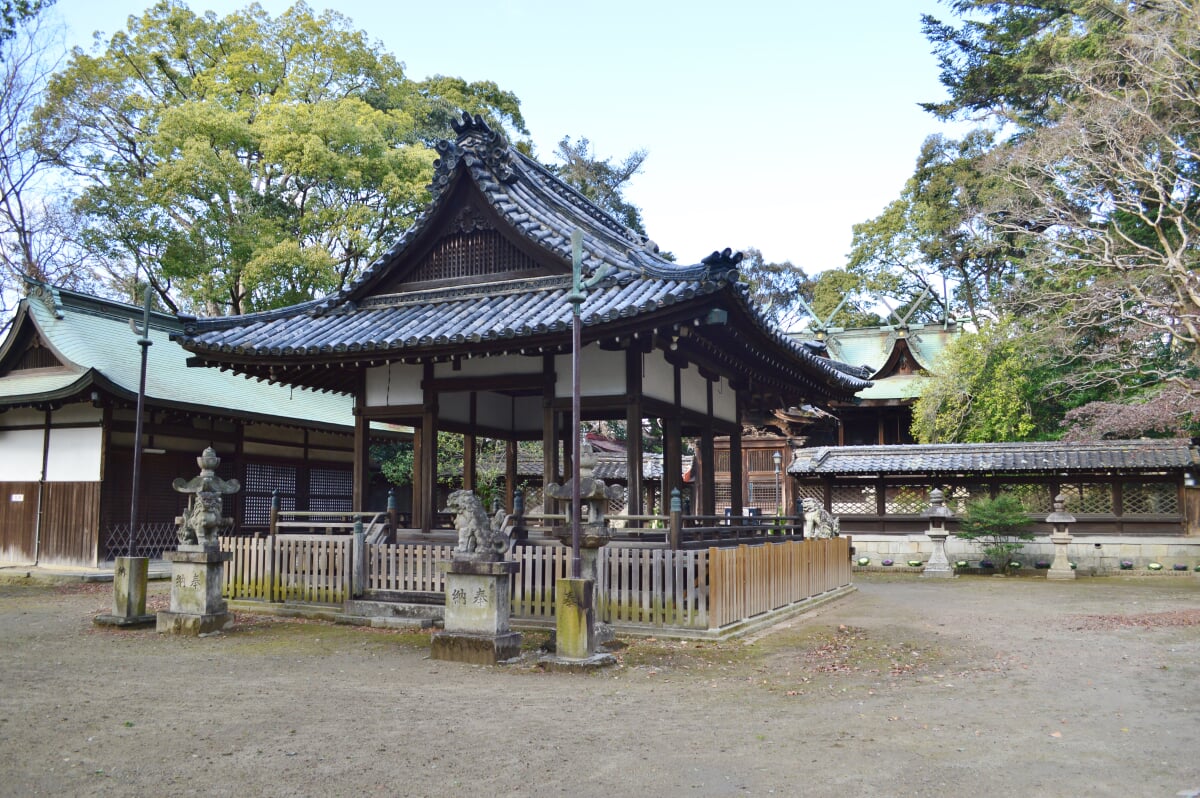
[0,8,91,329]
[989,0,1200,434]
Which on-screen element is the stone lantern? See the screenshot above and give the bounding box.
[920,488,955,579]
[1046,493,1077,581]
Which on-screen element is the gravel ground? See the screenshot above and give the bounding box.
[1,573,1198,797]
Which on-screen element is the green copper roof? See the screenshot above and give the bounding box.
[0,284,365,432]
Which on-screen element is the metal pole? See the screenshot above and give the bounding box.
[128,285,153,556]
[569,229,584,578]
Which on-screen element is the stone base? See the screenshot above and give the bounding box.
[156,610,233,636]
[431,631,522,665]
[1046,568,1077,581]
[538,652,617,672]
[94,613,157,628]
[920,564,957,579]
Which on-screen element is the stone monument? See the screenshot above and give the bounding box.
[920,488,956,578]
[431,490,521,665]
[156,447,240,635]
[1046,493,1077,581]
[94,556,156,628]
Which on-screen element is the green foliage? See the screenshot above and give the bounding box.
[32,1,525,315]
[955,494,1034,572]
[848,129,1023,328]
[552,136,647,235]
[910,319,1054,443]
[0,0,50,46]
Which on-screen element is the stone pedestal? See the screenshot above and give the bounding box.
[157,545,233,635]
[431,558,521,665]
[1047,530,1076,580]
[921,529,956,579]
[94,556,156,628]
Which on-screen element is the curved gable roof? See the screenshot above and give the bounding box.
[177,115,871,403]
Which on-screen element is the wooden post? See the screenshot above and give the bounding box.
[625,348,644,520]
[268,490,279,603]
[352,518,365,598]
[420,362,437,533]
[352,411,369,513]
[729,424,744,518]
[505,439,517,513]
[542,354,558,515]
[669,487,682,550]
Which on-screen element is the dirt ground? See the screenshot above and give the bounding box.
[1,574,1198,798]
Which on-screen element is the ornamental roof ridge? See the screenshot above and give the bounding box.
[358,274,573,309]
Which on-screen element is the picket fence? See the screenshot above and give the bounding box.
[221,536,851,632]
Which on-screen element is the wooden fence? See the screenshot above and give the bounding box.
[221,535,851,632]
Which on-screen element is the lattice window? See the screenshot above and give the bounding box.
[408,231,538,284]
[242,462,298,526]
[1058,483,1113,515]
[715,481,732,510]
[747,479,780,511]
[746,449,781,472]
[885,485,932,515]
[998,483,1052,513]
[714,450,730,472]
[831,483,876,515]
[1122,482,1178,515]
[946,484,987,515]
[796,483,824,504]
[310,468,352,496]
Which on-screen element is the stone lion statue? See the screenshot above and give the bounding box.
[445,489,513,561]
[176,490,231,546]
[801,497,840,539]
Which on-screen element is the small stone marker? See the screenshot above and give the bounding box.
[94,556,155,628]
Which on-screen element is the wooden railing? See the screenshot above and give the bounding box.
[221,535,852,631]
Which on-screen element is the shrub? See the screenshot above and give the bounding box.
[955,495,1034,575]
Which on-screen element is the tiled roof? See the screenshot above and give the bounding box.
[788,440,1199,475]
[176,115,871,402]
[0,283,372,433]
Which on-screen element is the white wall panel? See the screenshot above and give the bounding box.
[713,376,737,423]
[434,354,541,379]
[0,429,45,480]
[642,350,674,404]
[46,427,102,481]
[554,346,626,398]
[680,367,708,415]
[365,363,423,406]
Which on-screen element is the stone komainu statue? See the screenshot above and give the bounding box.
[172,447,240,547]
[801,497,840,539]
[445,489,513,561]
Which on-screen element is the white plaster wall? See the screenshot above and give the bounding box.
[365,362,424,407]
[439,392,470,424]
[475,391,515,431]
[0,429,45,480]
[512,396,542,435]
[434,354,541,379]
[0,407,43,428]
[45,427,102,481]
[554,346,626,398]
[712,376,737,423]
[641,350,674,404]
[51,404,101,424]
[680,367,708,415]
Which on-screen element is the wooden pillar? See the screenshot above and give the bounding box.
[352,411,369,513]
[542,354,558,514]
[463,393,476,493]
[505,439,518,513]
[701,380,716,517]
[625,348,644,518]
[730,394,744,517]
[420,362,438,533]
[663,364,683,516]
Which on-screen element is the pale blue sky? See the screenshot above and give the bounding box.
[49,0,966,272]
